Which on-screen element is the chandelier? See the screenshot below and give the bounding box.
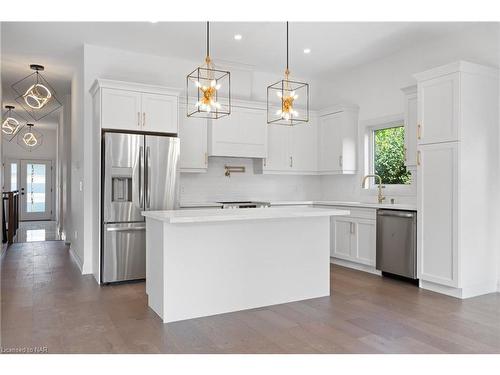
[186,22,231,119]
[11,64,62,121]
[17,123,43,152]
[2,105,25,136]
[267,22,309,126]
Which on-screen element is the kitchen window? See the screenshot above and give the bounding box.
[362,116,415,196]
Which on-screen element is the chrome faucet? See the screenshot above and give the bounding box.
[361,174,386,204]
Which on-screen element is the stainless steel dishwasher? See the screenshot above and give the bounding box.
[376,209,417,280]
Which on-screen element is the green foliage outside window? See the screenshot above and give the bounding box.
[374,126,411,185]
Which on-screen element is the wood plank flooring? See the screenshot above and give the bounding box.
[1,241,499,353]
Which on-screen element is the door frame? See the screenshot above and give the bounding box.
[19,159,54,221]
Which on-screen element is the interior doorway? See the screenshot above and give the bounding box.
[19,159,53,221]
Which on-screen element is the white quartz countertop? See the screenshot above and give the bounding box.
[143,206,350,224]
[180,200,417,211]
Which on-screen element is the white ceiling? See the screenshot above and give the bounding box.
[2,22,477,129]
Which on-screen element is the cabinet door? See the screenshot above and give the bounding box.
[179,106,208,172]
[319,113,343,172]
[352,219,376,266]
[330,217,354,260]
[264,124,290,171]
[141,93,178,134]
[101,88,142,131]
[289,119,317,173]
[209,106,267,158]
[404,91,418,167]
[418,142,458,287]
[418,73,459,144]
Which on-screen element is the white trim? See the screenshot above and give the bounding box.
[361,114,416,197]
[420,279,498,299]
[69,245,83,273]
[413,61,499,82]
[330,257,381,276]
[318,104,359,117]
[90,78,180,97]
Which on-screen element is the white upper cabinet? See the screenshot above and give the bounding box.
[101,88,142,131]
[318,105,358,174]
[401,85,418,167]
[263,124,290,171]
[141,93,178,134]
[289,118,318,173]
[208,102,267,158]
[178,103,208,173]
[91,79,180,134]
[416,72,459,144]
[260,117,318,174]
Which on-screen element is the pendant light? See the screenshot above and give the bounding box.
[17,123,43,152]
[11,64,62,121]
[267,22,309,126]
[186,22,231,119]
[2,105,24,136]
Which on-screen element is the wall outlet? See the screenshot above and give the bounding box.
[79,181,83,192]
[74,231,78,240]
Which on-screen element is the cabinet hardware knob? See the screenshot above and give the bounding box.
[417,150,421,166]
[417,124,422,140]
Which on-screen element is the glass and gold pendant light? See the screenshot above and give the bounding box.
[11,64,62,121]
[2,105,24,136]
[17,123,43,152]
[267,22,309,125]
[186,22,231,119]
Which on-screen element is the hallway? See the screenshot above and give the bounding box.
[2,240,500,354]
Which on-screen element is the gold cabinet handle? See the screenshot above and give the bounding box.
[289,156,293,168]
[143,112,146,127]
[417,150,421,166]
[417,124,422,140]
[137,112,141,127]
[263,158,267,167]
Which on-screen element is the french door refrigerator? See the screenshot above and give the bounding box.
[101,131,179,283]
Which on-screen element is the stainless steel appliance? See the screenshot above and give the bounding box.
[101,132,179,283]
[218,201,271,209]
[376,209,417,280]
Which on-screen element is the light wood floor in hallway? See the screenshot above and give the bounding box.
[1,241,500,354]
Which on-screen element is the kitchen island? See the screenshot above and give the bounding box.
[142,206,349,323]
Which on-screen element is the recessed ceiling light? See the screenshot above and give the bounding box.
[234,34,243,41]
[303,48,311,54]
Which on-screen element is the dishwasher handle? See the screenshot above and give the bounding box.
[377,210,415,218]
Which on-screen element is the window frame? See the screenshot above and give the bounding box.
[361,114,416,197]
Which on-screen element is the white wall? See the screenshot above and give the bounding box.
[319,23,500,204]
[57,96,71,240]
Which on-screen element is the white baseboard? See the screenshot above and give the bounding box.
[330,257,381,276]
[69,246,83,273]
[420,279,498,299]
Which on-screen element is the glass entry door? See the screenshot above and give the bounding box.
[19,160,53,221]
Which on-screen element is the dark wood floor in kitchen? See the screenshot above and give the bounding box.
[1,241,500,354]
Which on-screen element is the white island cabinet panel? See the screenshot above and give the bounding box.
[143,207,349,323]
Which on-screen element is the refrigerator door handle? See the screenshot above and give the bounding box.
[145,146,151,209]
[138,146,144,209]
[106,226,146,232]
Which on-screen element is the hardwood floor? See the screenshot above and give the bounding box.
[1,240,499,353]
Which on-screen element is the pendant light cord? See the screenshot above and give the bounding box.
[286,21,289,73]
[206,21,210,58]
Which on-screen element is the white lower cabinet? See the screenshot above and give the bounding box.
[329,207,376,267]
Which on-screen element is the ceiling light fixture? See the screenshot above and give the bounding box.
[17,123,43,152]
[234,34,242,40]
[303,48,311,54]
[2,105,22,136]
[186,22,231,119]
[11,64,62,122]
[267,22,309,126]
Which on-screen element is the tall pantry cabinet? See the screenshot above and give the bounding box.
[414,61,499,298]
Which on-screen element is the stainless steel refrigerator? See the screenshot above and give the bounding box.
[101,131,179,283]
